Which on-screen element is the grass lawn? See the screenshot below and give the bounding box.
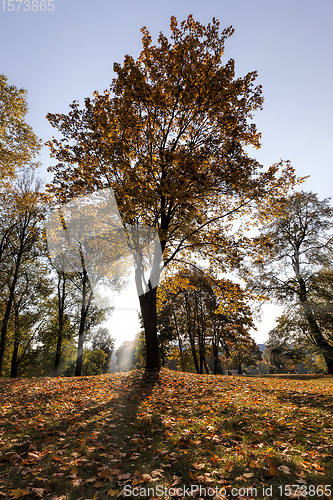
[0,369,332,499]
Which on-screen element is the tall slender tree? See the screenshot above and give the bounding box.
[0,174,46,375]
[249,191,333,373]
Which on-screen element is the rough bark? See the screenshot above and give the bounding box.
[75,281,92,376]
[52,272,66,377]
[10,305,20,378]
[184,291,200,373]
[139,286,160,371]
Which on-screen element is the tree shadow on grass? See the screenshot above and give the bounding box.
[1,370,333,499]
[0,370,162,498]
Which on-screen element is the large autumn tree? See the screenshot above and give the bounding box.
[46,15,297,370]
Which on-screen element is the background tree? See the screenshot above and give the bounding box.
[46,15,298,370]
[266,301,331,374]
[81,348,107,376]
[157,270,257,374]
[69,267,118,376]
[249,191,333,373]
[224,336,262,374]
[8,258,53,377]
[90,326,115,373]
[51,269,73,376]
[0,173,47,375]
[0,74,41,183]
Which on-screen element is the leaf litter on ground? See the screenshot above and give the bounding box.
[0,369,332,499]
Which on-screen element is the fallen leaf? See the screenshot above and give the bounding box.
[278,465,290,474]
[117,473,131,481]
[31,489,44,498]
[99,468,114,480]
[1,452,22,463]
[171,475,182,486]
[151,469,163,478]
[107,490,119,497]
[111,468,121,475]
[210,455,220,465]
[131,479,141,487]
[268,459,279,477]
[27,452,40,462]
[8,489,29,499]
[192,462,206,470]
[141,473,153,482]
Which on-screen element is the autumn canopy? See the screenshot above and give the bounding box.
[46,15,297,370]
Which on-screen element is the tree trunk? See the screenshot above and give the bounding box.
[173,309,184,369]
[325,357,333,375]
[52,325,63,377]
[139,287,160,371]
[10,305,20,378]
[75,275,92,376]
[160,339,165,368]
[10,339,19,378]
[52,272,66,377]
[184,291,200,373]
[0,247,23,375]
[213,344,218,375]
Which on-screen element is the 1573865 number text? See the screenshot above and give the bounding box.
[1,0,54,10]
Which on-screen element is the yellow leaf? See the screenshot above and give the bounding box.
[8,489,29,499]
[107,490,119,497]
[268,459,279,476]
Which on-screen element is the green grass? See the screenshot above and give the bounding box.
[0,369,332,499]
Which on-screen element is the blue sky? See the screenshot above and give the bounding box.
[1,0,332,346]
